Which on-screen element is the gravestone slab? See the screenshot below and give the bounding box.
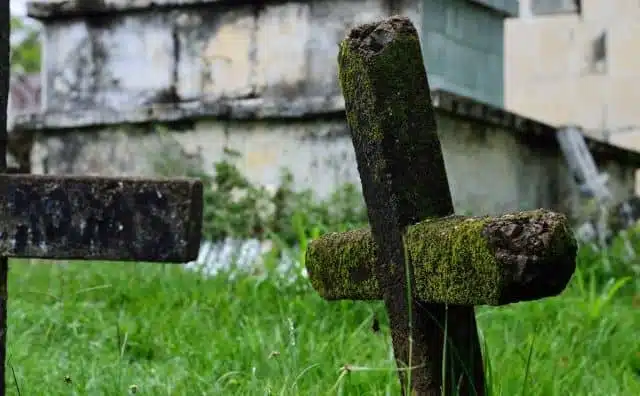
[0,174,202,261]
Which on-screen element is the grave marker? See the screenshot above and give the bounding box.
[305,16,577,396]
[0,5,203,394]
[0,2,9,391]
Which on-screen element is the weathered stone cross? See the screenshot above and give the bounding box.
[305,16,577,396]
[0,5,203,395]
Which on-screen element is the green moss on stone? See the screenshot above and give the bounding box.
[337,20,453,222]
[338,33,428,144]
[305,209,576,306]
[405,215,500,305]
[306,227,381,300]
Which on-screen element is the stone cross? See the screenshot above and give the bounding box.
[305,16,577,396]
[0,6,203,395]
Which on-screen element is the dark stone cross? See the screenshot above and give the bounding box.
[305,16,578,396]
[0,5,203,394]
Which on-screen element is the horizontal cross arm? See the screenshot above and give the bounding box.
[0,174,203,262]
[306,209,577,306]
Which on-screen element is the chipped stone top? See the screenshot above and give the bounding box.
[27,0,518,20]
[27,0,240,19]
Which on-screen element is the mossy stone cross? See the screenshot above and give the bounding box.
[0,7,203,392]
[305,16,577,396]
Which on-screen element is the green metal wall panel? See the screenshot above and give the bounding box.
[422,0,509,107]
[470,0,519,16]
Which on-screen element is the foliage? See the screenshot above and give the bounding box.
[193,159,367,245]
[118,141,639,395]
[577,225,640,293]
[151,141,368,245]
[5,226,639,395]
[10,16,41,73]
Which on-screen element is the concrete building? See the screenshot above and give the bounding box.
[506,0,640,147]
[9,0,640,219]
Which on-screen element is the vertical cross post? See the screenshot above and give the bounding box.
[1,2,11,392]
[337,16,485,395]
[305,16,577,396]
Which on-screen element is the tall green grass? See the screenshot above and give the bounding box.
[3,224,638,395]
[7,156,640,394]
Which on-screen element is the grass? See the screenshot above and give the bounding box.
[3,239,639,395]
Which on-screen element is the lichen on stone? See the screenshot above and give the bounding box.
[337,16,453,224]
[305,209,577,306]
[306,227,381,300]
[405,214,501,305]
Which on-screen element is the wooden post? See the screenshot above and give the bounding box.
[306,16,577,396]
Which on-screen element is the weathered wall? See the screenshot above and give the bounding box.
[31,0,514,112]
[37,0,390,113]
[27,104,637,218]
[505,0,640,194]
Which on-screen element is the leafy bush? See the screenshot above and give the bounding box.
[148,128,368,245]
[152,144,368,245]
[577,225,640,294]
[152,137,639,297]
[196,161,367,245]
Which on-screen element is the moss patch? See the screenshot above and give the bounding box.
[337,20,452,220]
[306,227,380,301]
[305,209,577,306]
[405,215,500,305]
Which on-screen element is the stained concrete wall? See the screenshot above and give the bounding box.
[30,113,568,215]
[31,0,515,110]
[23,96,638,218]
[37,0,393,113]
[505,0,640,142]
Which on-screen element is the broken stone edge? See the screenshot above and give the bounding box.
[28,0,230,20]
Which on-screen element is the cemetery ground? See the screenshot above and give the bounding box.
[3,184,640,395]
[1,10,637,396]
